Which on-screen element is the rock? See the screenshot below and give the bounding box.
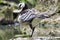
[10,37,50,40]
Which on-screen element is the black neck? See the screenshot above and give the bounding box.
[22,3,28,11]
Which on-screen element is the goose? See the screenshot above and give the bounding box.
[13,2,58,37]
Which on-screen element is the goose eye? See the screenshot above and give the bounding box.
[20,4,22,6]
[18,4,22,9]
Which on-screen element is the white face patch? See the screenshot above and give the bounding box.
[21,3,25,8]
[18,3,25,9]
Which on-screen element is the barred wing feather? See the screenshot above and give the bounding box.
[21,12,35,21]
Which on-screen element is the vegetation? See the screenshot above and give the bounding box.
[20,0,37,6]
[0,0,60,40]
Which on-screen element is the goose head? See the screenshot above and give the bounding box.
[18,3,25,9]
[13,2,28,13]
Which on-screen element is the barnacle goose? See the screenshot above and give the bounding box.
[16,2,50,37]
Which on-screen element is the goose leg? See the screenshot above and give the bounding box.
[29,23,35,37]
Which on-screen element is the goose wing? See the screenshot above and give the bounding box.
[18,9,36,22]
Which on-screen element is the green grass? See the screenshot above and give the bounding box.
[0,16,60,40]
[0,26,19,40]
